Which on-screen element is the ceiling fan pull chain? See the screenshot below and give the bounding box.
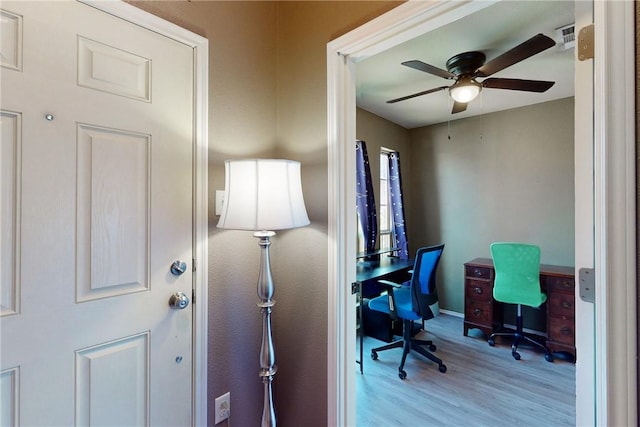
[446,91,452,141]
[479,91,483,142]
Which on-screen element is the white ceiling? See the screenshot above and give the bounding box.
[356,1,576,129]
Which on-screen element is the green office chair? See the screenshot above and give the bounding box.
[487,242,554,362]
[368,244,447,379]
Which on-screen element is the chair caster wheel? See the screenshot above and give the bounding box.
[512,351,521,360]
[545,353,554,362]
[439,364,447,373]
[398,370,407,380]
[429,344,436,352]
[488,338,495,346]
[371,351,378,361]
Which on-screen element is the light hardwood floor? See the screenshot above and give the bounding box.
[356,313,575,426]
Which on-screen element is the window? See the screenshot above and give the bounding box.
[379,149,393,250]
[356,215,365,254]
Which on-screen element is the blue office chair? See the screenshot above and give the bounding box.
[487,242,554,362]
[368,244,446,379]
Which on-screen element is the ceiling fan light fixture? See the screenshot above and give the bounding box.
[449,79,481,103]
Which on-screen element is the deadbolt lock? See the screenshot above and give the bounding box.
[170,260,187,276]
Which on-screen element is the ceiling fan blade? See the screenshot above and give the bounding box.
[387,86,448,104]
[452,101,467,114]
[402,60,455,80]
[482,77,555,92]
[475,34,555,77]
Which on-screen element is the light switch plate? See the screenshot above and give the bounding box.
[215,190,224,215]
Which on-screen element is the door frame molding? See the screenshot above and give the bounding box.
[326,0,636,426]
[80,1,209,425]
[592,1,636,424]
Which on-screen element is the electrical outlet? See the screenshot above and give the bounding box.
[214,392,230,424]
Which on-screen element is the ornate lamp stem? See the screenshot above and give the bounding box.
[255,231,277,427]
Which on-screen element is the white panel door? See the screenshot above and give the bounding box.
[0,1,194,426]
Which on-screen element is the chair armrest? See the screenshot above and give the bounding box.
[377,279,402,289]
[376,280,401,319]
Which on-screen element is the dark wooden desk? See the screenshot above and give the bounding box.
[463,258,576,360]
[357,256,414,296]
[356,247,399,260]
[355,256,414,373]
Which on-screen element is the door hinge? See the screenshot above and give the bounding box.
[577,24,594,61]
[351,282,361,295]
[578,267,595,303]
[192,258,196,272]
[192,288,196,305]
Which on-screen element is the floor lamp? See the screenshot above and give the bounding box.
[216,159,310,427]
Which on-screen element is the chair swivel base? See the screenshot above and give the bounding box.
[488,330,554,362]
[371,319,447,379]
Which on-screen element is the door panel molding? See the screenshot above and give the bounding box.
[76,124,151,302]
[77,36,152,101]
[0,110,21,317]
[75,332,150,426]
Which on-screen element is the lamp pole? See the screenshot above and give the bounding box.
[255,231,277,427]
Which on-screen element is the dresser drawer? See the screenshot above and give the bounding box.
[465,279,492,301]
[547,319,575,345]
[546,275,575,294]
[464,300,493,324]
[465,265,492,280]
[547,293,575,319]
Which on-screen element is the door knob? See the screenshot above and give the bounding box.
[169,292,190,310]
[170,260,187,276]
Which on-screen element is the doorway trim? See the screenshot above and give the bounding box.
[326,1,635,426]
[81,1,209,425]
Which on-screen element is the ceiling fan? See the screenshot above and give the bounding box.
[387,33,556,114]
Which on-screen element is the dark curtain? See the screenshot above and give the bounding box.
[388,151,409,259]
[356,140,377,254]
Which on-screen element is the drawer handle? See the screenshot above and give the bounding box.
[473,268,482,277]
[473,308,482,316]
[561,327,572,335]
[561,301,573,309]
[474,287,483,295]
[561,281,573,289]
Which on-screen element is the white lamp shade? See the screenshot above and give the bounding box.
[217,159,310,231]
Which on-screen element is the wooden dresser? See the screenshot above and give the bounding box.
[463,257,576,360]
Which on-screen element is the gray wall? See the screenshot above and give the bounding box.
[358,97,575,315]
[274,3,402,425]
[408,97,576,313]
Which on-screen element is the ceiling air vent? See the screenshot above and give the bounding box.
[555,23,575,49]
